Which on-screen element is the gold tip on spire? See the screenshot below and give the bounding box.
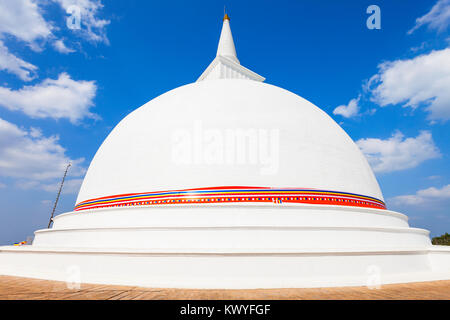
[223,13,230,21]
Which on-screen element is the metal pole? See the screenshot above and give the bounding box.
[48,163,71,228]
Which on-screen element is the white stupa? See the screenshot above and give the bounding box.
[1,15,449,288]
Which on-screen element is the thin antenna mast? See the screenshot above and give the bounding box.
[48,163,71,228]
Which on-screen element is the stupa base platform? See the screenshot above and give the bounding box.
[1,245,449,289]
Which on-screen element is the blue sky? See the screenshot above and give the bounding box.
[0,0,449,244]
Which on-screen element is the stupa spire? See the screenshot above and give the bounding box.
[216,13,239,64]
[196,13,265,82]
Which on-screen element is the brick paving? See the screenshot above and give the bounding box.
[0,275,449,300]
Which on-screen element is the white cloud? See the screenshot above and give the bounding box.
[0,117,85,194]
[16,178,83,195]
[52,39,75,54]
[0,0,110,81]
[41,178,83,194]
[368,48,450,122]
[356,131,441,173]
[53,0,110,44]
[0,0,110,46]
[333,96,360,118]
[408,0,450,34]
[0,0,49,80]
[391,184,450,205]
[0,40,37,81]
[0,182,5,188]
[0,0,52,45]
[410,42,427,53]
[0,72,98,123]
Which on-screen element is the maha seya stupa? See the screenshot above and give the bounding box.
[1,15,449,289]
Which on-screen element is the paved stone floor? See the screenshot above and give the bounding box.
[0,275,449,299]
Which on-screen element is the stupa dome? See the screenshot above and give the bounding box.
[76,79,383,206]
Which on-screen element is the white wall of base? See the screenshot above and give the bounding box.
[429,247,450,272]
[52,205,409,230]
[32,226,431,250]
[33,205,430,251]
[1,246,449,289]
[1,205,448,289]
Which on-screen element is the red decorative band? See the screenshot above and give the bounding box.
[74,186,386,211]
